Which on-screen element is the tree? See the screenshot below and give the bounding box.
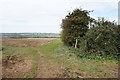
[61,8,93,48]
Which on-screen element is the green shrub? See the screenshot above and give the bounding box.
[61,8,119,60]
[84,18,119,58]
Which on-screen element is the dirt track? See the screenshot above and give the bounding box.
[2,38,63,78]
[35,51,63,78]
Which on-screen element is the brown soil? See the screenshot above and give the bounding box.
[2,55,32,78]
[35,52,63,78]
[1,38,58,47]
[36,60,63,78]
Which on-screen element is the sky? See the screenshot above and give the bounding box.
[0,0,119,33]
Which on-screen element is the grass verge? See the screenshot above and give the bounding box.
[39,40,118,78]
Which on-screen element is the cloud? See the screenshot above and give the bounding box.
[0,0,118,33]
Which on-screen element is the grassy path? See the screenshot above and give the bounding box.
[35,40,118,78]
[2,38,58,78]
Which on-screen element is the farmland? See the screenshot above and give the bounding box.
[0,0,119,79]
[1,38,118,78]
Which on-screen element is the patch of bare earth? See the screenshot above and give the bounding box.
[2,55,32,78]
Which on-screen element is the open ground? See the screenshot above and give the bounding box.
[1,38,118,78]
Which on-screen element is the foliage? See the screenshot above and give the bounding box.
[61,8,93,47]
[61,8,119,59]
[84,17,119,58]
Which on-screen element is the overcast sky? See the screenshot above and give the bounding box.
[0,0,118,33]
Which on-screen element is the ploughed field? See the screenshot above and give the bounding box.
[1,38,118,78]
[2,38,57,47]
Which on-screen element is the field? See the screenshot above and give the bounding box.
[1,38,118,78]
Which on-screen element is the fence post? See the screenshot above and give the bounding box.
[75,39,78,48]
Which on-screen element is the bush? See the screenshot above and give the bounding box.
[84,18,119,58]
[61,8,119,60]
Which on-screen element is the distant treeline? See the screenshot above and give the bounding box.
[1,33,60,39]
